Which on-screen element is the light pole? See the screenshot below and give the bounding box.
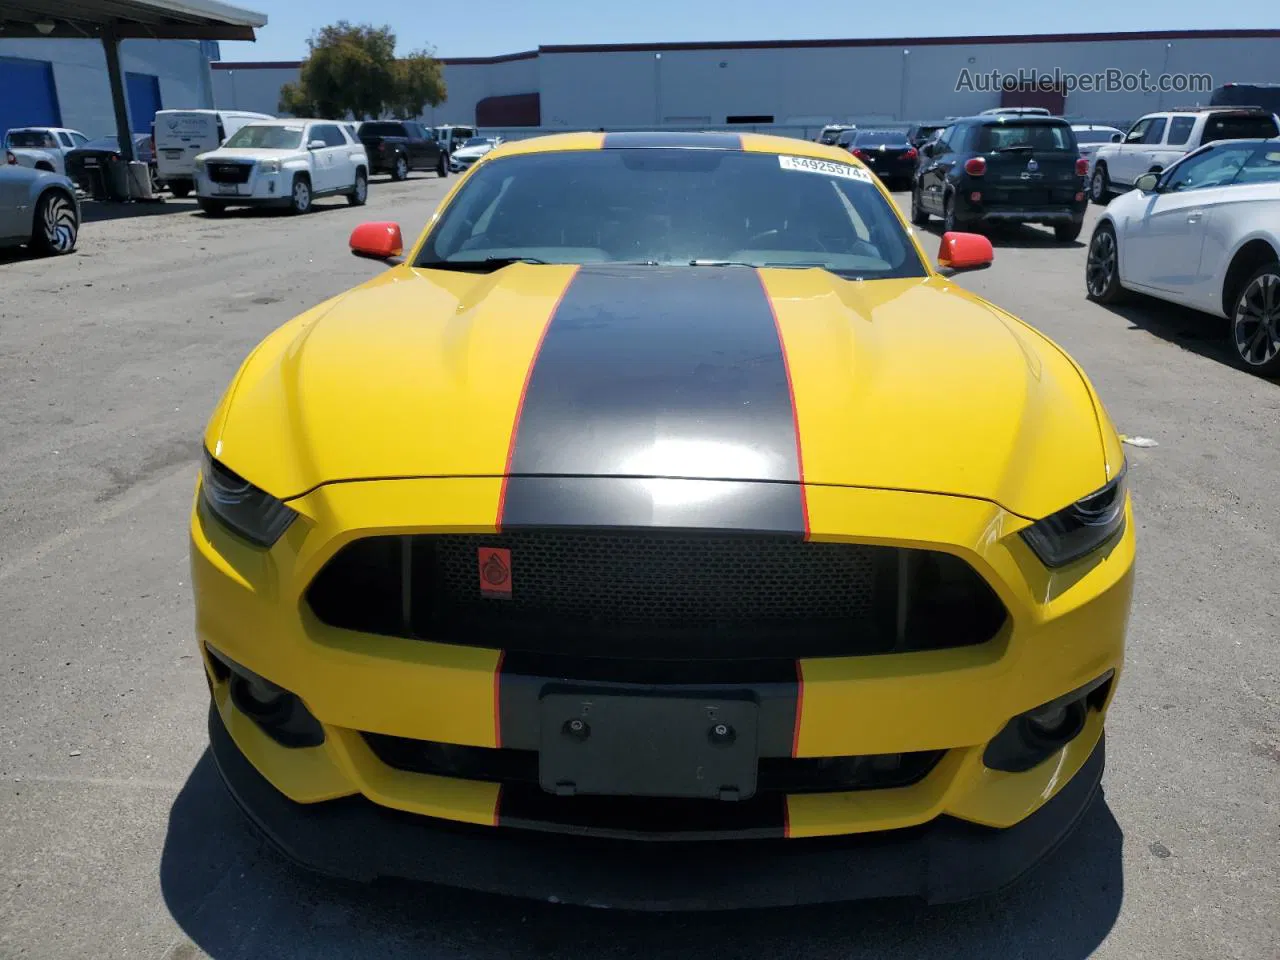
[654,53,663,127]
[900,49,910,121]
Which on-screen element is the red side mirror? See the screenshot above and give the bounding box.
[350,222,404,261]
[938,231,994,271]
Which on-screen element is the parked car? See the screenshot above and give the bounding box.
[911,114,1089,241]
[433,124,477,158]
[1209,82,1280,116]
[357,120,447,180]
[979,107,1054,117]
[1088,107,1279,203]
[448,136,503,173]
[847,129,918,190]
[834,128,858,152]
[817,123,855,145]
[154,109,274,198]
[0,164,80,256]
[1086,137,1280,375]
[905,121,947,148]
[3,127,91,176]
[193,119,369,216]
[65,135,158,195]
[194,131,1133,909]
[1071,124,1125,165]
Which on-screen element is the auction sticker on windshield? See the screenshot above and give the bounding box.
[778,155,873,182]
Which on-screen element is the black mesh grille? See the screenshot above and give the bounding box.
[208,162,252,184]
[306,531,1007,659]
[430,532,876,624]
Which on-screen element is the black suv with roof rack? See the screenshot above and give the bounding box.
[910,115,1089,242]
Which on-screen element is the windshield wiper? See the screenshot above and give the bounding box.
[422,256,552,273]
[690,259,834,270]
[994,144,1035,153]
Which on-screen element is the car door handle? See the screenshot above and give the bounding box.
[1186,210,1204,223]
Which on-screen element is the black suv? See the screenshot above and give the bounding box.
[910,116,1089,241]
[358,121,448,180]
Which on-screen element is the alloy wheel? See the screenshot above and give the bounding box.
[1086,229,1117,298]
[1234,271,1280,368]
[42,194,77,253]
[293,179,311,213]
[1091,170,1106,202]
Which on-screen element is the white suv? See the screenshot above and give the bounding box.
[1089,106,1279,203]
[193,119,369,216]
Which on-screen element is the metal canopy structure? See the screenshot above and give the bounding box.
[0,0,267,166]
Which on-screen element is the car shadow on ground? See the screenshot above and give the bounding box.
[1094,296,1275,379]
[161,752,1124,960]
[917,218,1086,250]
[79,197,199,223]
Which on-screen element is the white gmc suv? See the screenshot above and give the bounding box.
[193,119,369,216]
[1089,106,1279,203]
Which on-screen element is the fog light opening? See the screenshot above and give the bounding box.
[230,672,291,724]
[1023,700,1087,745]
[208,646,325,749]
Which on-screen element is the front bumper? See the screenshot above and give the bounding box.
[196,168,288,204]
[192,477,1133,900]
[210,699,1106,908]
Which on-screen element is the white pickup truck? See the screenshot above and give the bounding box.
[1089,106,1279,203]
[3,127,91,176]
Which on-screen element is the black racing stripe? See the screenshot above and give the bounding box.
[601,131,743,150]
[500,264,804,532]
[497,652,799,758]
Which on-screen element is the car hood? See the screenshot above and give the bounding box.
[208,264,1110,519]
[452,146,491,158]
[198,147,303,162]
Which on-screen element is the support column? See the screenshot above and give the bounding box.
[102,30,136,163]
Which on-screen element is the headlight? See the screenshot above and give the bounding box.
[1020,467,1127,567]
[200,449,297,547]
[194,157,206,170]
[259,159,281,174]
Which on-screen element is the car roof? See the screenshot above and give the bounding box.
[486,130,863,166]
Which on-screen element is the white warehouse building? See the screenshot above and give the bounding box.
[209,29,1280,137]
[0,38,223,140]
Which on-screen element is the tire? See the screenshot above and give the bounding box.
[288,175,312,215]
[437,153,449,178]
[170,182,191,198]
[943,192,965,233]
[30,189,78,256]
[1054,221,1084,243]
[1090,165,1111,204]
[910,184,929,226]
[198,199,227,217]
[391,154,409,181]
[1229,262,1280,377]
[1085,221,1126,304]
[348,169,368,206]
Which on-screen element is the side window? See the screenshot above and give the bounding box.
[1166,117,1195,146]
[933,126,955,155]
[1125,119,1151,143]
[1142,118,1167,144]
[71,133,89,146]
[58,132,74,148]
[1161,144,1256,192]
[1237,145,1280,185]
[405,122,424,139]
[315,125,346,147]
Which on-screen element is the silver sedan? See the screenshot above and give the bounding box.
[0,163,80,256]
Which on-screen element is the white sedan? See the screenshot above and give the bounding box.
[1086,138,1280,376]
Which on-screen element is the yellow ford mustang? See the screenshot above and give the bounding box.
[191,131,1134,909]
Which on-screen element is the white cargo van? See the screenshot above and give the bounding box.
[154,109,273,197]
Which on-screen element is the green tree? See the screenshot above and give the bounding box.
[277,22,446,121]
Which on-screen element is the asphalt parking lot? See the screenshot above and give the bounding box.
[1,173,1277,960]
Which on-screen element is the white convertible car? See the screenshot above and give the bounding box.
[1086,138,1280,376]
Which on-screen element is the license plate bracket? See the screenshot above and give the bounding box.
[215,184,240,195]
[538,689,759,801]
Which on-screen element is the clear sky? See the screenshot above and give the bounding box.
[218,1,1278,62]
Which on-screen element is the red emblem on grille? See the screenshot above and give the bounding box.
[478,547,512,598]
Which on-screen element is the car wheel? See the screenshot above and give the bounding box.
[910,184,929,226]
[289,175,312,215]
[198,199,227,217]
[1054,221,1084,243]
[437,154,449,178]
[31,189,78,256]
[348,170,368,206]
[1230,262,1280,377]
[170,182,191,199]
[392,155,409,181]
[1090,165,1110,204]
[1085,222,1125,304]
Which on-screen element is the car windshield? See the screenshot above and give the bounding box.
[222,125,304,150]
[462,138,491,148]
[976,122,1075,152]
[6,130,57,148]
[1074,130,1119,143]
[415,148,927,280]
[358,122,405,137]
[855,130,909,145]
